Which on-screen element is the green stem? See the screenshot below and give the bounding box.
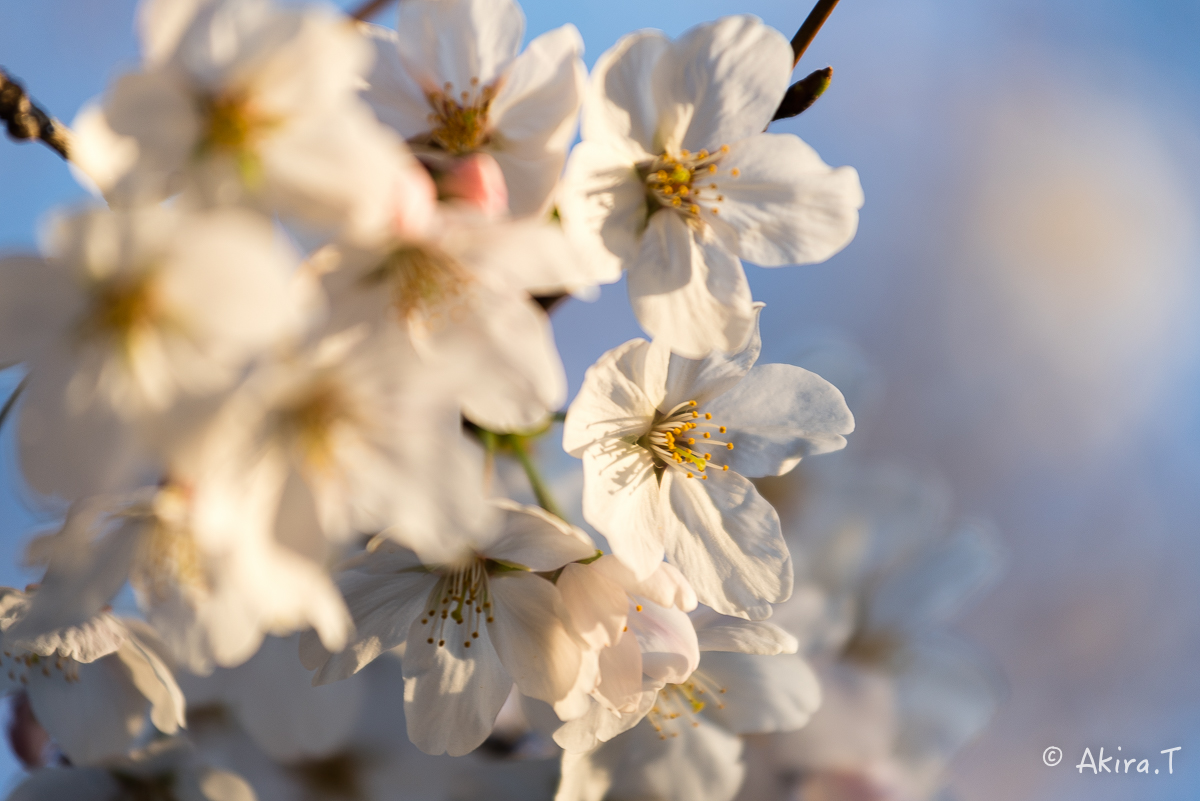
[790,0,841,67]
[512,440,564,521]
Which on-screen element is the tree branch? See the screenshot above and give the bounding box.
[349,0,396,20]
[789,0,841,67]
[0,69,71,160]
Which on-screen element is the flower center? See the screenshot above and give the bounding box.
[841,626,904,668]
[362,244,474,329]
[646,670,727,740]
[642,146,736,218]
[79,273,161,355]
[198,92,280,156]
[419,559,492,650]
[274,379,354,472]
[130,483,209,603]
[424,78,498,154]
[639,400,735,480]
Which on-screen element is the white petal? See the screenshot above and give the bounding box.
[662,468,791,619]
[557,715,745,801]
[658,303,765,412]
[705,363,854,477]
[394,0,524,91]
[659,16,793,152]
[402,608,513,756]
[556,562,628,651]
[562,337,665,456]
[579,445,665,581]
[629,599,700,685]
[361,24,434,140]
[581,30,669,157]
[117,627,187,735]
[26,655,145,765]
[556,140,646,286]
[712,133,864,266]
[488,573,584,706]
[699,651,821,734]
[627,211,755,358]
[594,629,646,712]
[693,612,798,655]
[488,24,586,217]
[484,500,596,570]
[419,286,564,432]
[311,568,433,685]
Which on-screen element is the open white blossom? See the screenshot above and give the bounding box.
[563,310,854,618]
[0,590,185,766]
[10,440,351,675]
[553,556,700,750]
[556,609,818,801]
[322,208,581,432]
[363,0,586,219]
[90,0,409,243]
[557,15,864,357]
[302,500,599,756]
[208,327,487,563]
[0,204,304,501]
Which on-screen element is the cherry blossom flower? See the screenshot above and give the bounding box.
[91,0,410,243]
[302,500,599,756]
[11,437,352,674]
[553,556,700,749]
[0,204,305,501]
[557,15,864,356]
[206,327,488,563]
[363,0,586,218]
[321,208,585,432]
[555,609,819,801]
[0,589,185,766]
[563,310,854,618]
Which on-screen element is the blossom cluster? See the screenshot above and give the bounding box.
[0,0,997,799]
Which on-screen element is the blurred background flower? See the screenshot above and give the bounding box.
[3,1,1199,800]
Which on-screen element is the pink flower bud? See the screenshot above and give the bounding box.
[440,153,509,218]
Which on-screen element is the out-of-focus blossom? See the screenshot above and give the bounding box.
[84,0,409,244]
[10,440,351,674]
[322,209,587,432]
[5,738,256,801]
[563,310,853,618]
[364,0,586,218]
[557,15,863,356]
[207,328,486,563]
[0,589,185,766]
[745,461,1003,801]
[556,609,818,801]
[0,204,304,501]
[302,501,598,756]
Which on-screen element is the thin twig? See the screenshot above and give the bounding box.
[0,375,29,434]
[0,69,71,160]
[789,0,841,67]
[349,0,396,20]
